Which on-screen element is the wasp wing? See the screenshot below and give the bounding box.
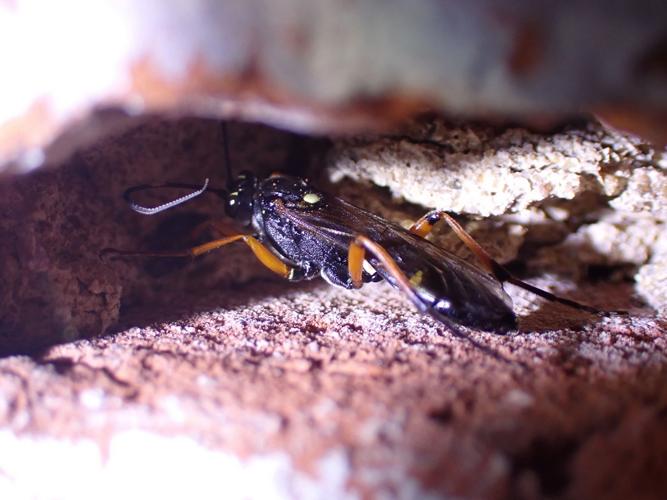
[277,194,515,330]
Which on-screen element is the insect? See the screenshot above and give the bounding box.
[103,124,604,336]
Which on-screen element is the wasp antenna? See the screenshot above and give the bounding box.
[221,122,234,189]
[124,178,211,215]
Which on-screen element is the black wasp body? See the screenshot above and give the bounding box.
[177,171,519,333]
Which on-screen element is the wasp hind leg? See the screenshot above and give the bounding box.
[410,211,608,315]
[101,234,295,279]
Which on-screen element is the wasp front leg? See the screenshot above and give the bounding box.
[187,218,244,241]
[102,234,302,280]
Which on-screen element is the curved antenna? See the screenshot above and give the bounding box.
[123,179,221,215]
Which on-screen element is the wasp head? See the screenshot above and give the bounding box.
[225,171,257,224]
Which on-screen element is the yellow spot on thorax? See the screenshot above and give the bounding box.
[303,193,321,204]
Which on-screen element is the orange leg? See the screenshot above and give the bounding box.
[410,211,603,314]
[101,234,291,278]
[347,234,425,311]
[410,211,501,276]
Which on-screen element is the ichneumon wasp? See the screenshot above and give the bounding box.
[103,123,608,336]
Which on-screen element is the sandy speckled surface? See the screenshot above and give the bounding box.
[1,276,665,498]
